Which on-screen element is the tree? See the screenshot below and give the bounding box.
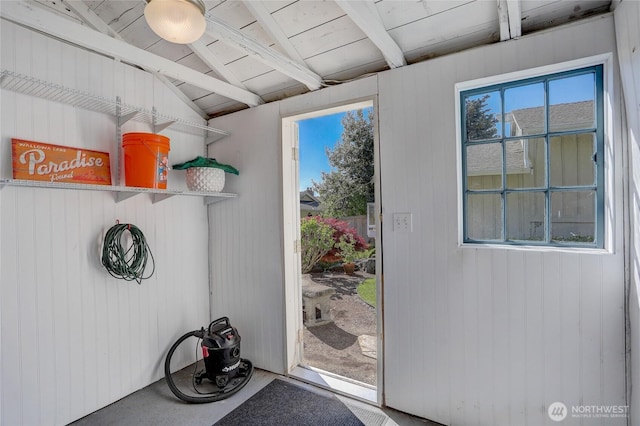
[313,109,374,217]
[465,94,498,140]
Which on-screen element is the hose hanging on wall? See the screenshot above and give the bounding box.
[101,223,155,284]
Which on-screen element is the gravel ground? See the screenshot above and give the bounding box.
[302,270,377,386]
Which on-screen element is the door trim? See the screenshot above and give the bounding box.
[280,98,383,404]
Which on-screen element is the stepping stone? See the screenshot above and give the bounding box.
[358,335,377,359]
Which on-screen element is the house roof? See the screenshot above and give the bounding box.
[466,140,530,177]
[300,191,323,212]
[0,0,613,121]
[510,100,595,134]
[468,100,594,177]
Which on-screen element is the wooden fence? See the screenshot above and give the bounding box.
[340,215,369,243]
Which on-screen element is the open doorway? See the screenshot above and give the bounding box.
[281,100,381,404]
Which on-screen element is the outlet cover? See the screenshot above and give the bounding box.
[393,213,412,232]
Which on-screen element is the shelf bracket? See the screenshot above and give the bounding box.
[206,133,229,145]
[152,107,175,133]
[115,191,139,203]
[116,96,138,126]
[205,196,229,205]
[152,193,176,204]
[119,111,138,125]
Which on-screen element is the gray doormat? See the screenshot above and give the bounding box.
[213,378,365,426]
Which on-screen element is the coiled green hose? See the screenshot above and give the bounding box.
[101,223,155,284]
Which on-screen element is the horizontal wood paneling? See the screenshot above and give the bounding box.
[378,15,626,425]
[1,21,210,425]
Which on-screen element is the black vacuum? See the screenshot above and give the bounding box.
[164,317,253,403]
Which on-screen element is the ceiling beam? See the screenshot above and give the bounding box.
[497,0,522,41]
[497,0,511,41]
[189,39,257,93]
[64,0,210,119]
[334,0,406,69]
[0,1,263,107]
[64,0,119,37]
[204,13,323,91]
[506,0,522,38]
[241,0,308,67]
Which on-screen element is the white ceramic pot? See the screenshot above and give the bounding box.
[186,167,225,192]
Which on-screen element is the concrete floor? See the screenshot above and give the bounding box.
[70,367,441,426]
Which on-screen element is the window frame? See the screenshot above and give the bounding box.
[459,64,605,248]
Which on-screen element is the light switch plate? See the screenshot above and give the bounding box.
[393,213,412,232]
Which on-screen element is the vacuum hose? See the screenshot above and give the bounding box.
[164,327,253,403]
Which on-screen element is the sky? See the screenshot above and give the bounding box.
[478,72,595,112]
[298,111,347,192]
[466,72,595,136]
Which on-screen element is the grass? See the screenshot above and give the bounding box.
[357,278,376,307]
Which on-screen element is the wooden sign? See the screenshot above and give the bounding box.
[11,138,112,185]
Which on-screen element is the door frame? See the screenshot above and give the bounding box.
[280,97,384,404]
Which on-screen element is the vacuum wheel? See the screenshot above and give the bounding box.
[215,375,229,388]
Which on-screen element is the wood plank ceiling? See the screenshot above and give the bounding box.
[2,0,612,119]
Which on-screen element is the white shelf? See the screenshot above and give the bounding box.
[0,70,230,139]
[1,70,237,205]
[0,179,237,205]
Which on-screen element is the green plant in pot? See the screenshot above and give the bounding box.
[336,234,359,275]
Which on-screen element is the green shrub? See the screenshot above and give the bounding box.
[336,233,359,263]
[301,217,335,273]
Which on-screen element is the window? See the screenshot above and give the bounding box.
[460,65,604,247]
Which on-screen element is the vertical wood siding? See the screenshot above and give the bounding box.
[203,15,627,426]
[207,102,286,374]
[1,22,210,425]
[378,15,626,425]
[614,1,640,423]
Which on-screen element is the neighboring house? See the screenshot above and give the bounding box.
[300,190,323,217]
[509,100,595,135]
[467,100,596,241]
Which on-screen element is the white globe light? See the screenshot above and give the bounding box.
[144,0,206,44]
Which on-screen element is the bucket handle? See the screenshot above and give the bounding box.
[127,138,171,169]
[207,317,230,334]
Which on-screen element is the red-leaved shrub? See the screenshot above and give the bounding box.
[308,216,368,261]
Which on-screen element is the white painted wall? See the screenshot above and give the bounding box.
[379,15,626,425]
[0,8,632,426]
[209,14,628,426]
[0,22,211,425]
[206,102,286,374]
[614,1,640,423]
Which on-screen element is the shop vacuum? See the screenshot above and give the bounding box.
[164,317,253,403]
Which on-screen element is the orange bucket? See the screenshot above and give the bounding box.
[122,133,170,189]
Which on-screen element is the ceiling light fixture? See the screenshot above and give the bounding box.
[144,0,206,44]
